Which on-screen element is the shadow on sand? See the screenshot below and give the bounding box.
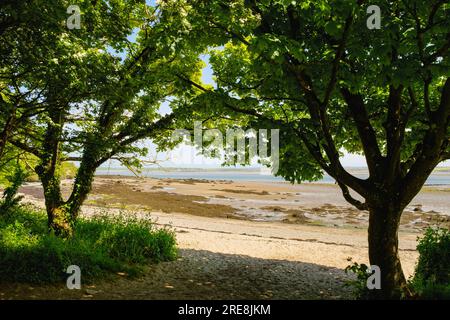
[0,249,356,300]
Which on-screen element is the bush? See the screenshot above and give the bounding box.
[0,206,178,283]
[61,162,78,180]
[410,227,450,299]
[345,260,371,299]
[0,167,27,215]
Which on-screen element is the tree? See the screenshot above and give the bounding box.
[0,0,65,159]
[3,0,205,236]
[168,0,450,299]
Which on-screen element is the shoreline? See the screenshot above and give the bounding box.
[19,175,450,229]
[94,167,450,186]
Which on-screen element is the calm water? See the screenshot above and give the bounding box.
[96,168,450,186]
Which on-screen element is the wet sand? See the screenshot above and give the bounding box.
[20,176,448,231]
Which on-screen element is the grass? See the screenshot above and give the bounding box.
[410,278,450,299]
[0,206,178,284]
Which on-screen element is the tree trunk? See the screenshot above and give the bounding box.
[65,142,101,221]
[38,165,73,237]
[47,205,73,238]
[67,162,96,221]
[35,107,73,237]
[0,112,15,160]
[368,203,411,299]
[39,172,73,237]
[44,161,97,237]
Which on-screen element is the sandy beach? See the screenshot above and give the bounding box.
[1,176,449,299]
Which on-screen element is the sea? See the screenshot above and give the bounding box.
[95,167,450,186]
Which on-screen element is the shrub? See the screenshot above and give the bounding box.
[410,227,450,299]
[0,167,27,215]
[60,162,78,180]
[0,206,178,283]
[345,260,371,300]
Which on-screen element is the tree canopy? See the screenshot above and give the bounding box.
[0,0,207,235]
[160,0,450,298]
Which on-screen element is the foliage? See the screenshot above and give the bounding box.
[410,227,450,299]
[0,167,27,215]
[1,0,207,234]
[0,206,177,283]
[172,0,450,182]
[59,162,78,180]
[0,139,78,184]
[0,145,33,185]
[345,260,371,300]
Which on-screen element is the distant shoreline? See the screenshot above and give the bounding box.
[94,168,450,186]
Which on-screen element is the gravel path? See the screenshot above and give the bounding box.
[0,249,354,300]
[1,208,421,300]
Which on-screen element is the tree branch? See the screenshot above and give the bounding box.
[401,77,450,205]
[340,88,382,177]
[337,181,369,211]
[385,85,405,183]
[322,14,354,109]
[8,138,42,158]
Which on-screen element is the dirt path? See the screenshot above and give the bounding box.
[0,249,354,300]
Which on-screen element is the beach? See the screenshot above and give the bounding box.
[2,175,448,299]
